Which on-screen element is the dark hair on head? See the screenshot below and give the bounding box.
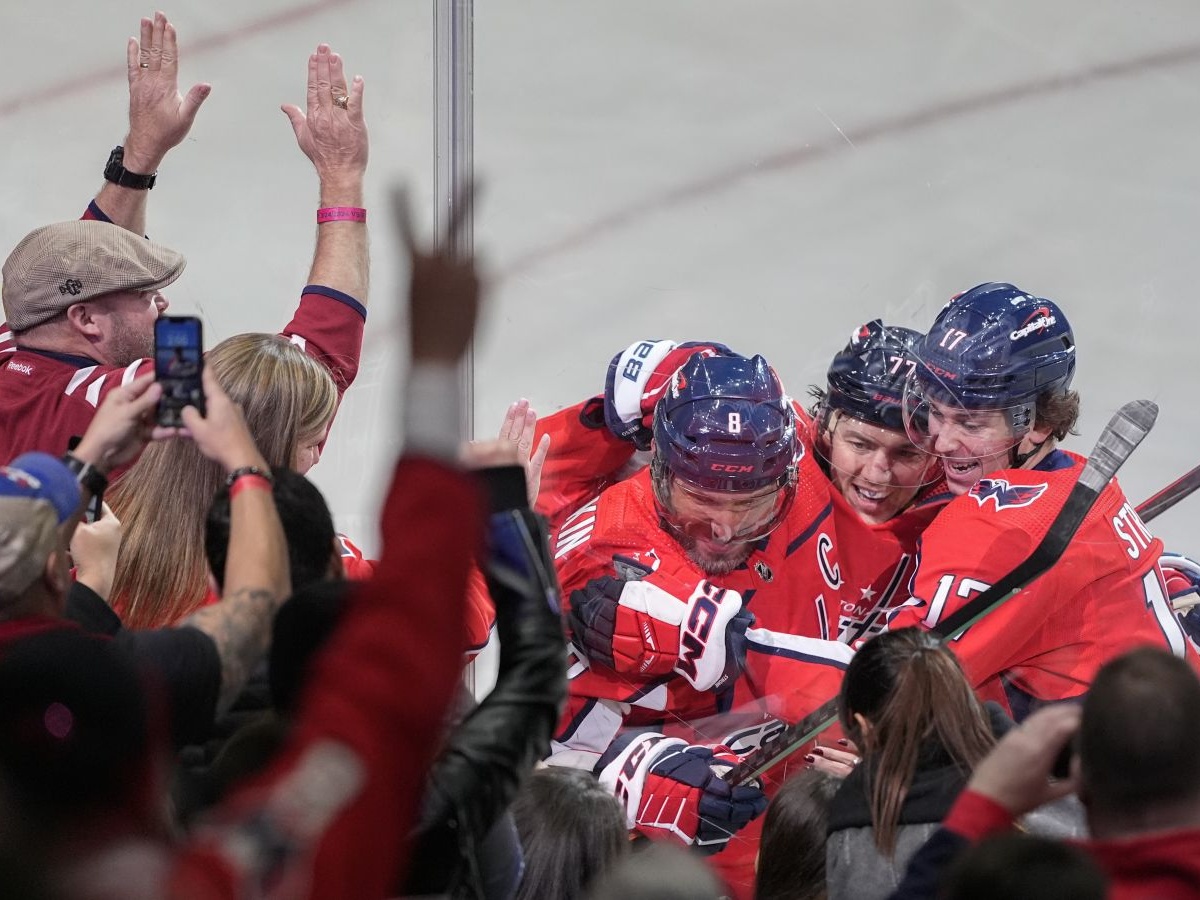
[1081,647,1200,817]
[511,766,629,900]
[939,832,1106,900]
[0,630,151,830]
[205,467,337,593]
[585,842,725,900]
[1035,389,1081,442]
[838,628,994,855]
[755,767,840,900]
[269,579,352,713]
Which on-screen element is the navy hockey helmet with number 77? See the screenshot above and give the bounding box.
[650,352,799,541]
[822,319,925,433]
[905,282,1076,438]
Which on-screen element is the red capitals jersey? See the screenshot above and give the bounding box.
[533,396,641,533]
[549,443,900,761]
[542,404,946,900]
[891,449,1195,710]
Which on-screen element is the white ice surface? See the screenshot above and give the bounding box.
[4,0,1200,556]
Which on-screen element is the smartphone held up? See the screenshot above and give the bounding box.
[154,316,205,427]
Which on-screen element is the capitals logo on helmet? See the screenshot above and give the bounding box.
[915,282,1076,412]
[822,319,925,432]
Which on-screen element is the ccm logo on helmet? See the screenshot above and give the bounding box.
[1010,309,1056,341]
[709,463,755,474]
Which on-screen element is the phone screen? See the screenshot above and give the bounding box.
[154,316,205,427]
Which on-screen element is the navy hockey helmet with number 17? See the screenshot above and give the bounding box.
[651,352,799,542]
[904,282,1076,441]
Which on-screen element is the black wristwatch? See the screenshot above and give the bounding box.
[103,145,157,190]
[62,452,109,502]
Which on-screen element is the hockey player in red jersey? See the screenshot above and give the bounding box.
[545,343,951,898]
[891,282,1195,718]
[548,353,854,874]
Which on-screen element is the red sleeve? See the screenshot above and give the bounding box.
[463,567,496,659]
[281,286,367,397]
[534,397,638,531]
[941,789,1017,840]
[170,456,483,900]
[82,201,111,223]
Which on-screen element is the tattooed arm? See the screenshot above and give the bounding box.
[180,367,291,715]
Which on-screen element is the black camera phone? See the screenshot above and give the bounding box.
[154,316,205,427]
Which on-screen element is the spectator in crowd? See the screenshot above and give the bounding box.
[511,767,630,900]
[108,332,339,627]
[0,176,487,899]
[938,833,1106,900]
[887,647,1200,899]
[1,372,291,744]
[182,443,567,900]
[755,768,840,900]
[585,843,727,900]
[824,628,1001,900]
[0,13,368,471]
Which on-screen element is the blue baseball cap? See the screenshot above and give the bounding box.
[0,453,81,523]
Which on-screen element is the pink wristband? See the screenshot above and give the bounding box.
[317,206,367,224]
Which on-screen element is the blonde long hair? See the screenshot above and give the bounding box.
[108,333,339,629]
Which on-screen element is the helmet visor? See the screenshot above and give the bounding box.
[654,473,794,546]
[901,375,1030,464]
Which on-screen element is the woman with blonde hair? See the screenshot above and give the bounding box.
[108,332,339,629]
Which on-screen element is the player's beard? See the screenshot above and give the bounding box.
[107,315,154,367]
[682,536,754,575]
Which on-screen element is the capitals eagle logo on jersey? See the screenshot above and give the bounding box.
[968,477,1049,510]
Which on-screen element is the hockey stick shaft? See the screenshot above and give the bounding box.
[724,399,1158,786]
[1135,461,1200,522]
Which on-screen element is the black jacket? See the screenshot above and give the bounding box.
[403,469,568,899]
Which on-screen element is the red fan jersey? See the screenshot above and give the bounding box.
[890,449,1196,711]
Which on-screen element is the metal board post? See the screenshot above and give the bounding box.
[434,0,475,441]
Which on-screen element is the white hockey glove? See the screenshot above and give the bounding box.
[597,732,767,855]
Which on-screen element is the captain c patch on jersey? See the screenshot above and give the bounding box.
[968,478,1048,510]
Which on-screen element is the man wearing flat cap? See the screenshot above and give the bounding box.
[0,14,371,467]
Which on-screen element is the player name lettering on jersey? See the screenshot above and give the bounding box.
[1112,500,1155,560]
[555,499,600,560]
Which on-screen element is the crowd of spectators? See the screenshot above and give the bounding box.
[2,10,1200,900]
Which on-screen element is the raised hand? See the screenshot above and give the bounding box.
[123,11,212,173]
[281,43,368,184]
[498,399,551,505]
[392,184,481,364]
[70,503,123,602]
[72,374,166,474]
[966,703,1081,817]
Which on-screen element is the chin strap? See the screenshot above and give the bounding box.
[1010,438,1047,470]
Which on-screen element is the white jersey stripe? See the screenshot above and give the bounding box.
[65,365,98,396]
[84,373,108,408]
[745,627,856,667]
[289,334,308,352]
[121,359,144,386]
